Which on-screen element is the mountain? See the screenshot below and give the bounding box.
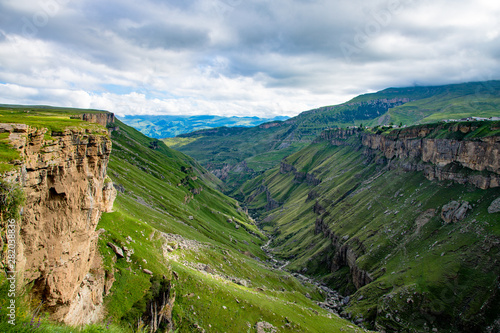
[119,114,289,138]
[237,122,500,332]
[2,78,500,332]
[165,81,500,191]
[0,105,363,332]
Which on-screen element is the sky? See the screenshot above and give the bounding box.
[0,0,499,117]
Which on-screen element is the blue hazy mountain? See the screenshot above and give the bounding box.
[118,114,289,138]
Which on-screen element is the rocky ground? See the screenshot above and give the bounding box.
[261,235,367,329]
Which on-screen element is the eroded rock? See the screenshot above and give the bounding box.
[441,201,471,223]
[255,321,277,333]
[488,197,500,214]
[1,121,116,325]
[107,242,124,258]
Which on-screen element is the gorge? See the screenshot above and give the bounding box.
[1,81,500,332]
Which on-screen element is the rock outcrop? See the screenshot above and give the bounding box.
[441,201,471,224]
[1,120,116,325]
[323,125,500,188]
[315,214,372,290]
[280,161,321,186]
[209,161,254,181]
[79,112,115,127]
[488,197,500,214]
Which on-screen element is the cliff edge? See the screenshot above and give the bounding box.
[1,115,116,325]
[321,122,500,189]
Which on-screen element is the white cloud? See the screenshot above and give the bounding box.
[0,0,499,117]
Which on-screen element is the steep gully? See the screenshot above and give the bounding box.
[260,233,363,325]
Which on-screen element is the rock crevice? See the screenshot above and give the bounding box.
[315,214,372,290]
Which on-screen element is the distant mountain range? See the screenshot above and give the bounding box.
[165,80,500,190]
[118,114,289,138]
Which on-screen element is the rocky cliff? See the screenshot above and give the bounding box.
[1,120,116,324]
[314,214,372,290]
[79,112,115,128]
[322,123,500,189]
[280,161,321,186]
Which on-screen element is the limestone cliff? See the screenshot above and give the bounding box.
[322,124,500,189]
[1,120,116,324]
[79,112,115,128]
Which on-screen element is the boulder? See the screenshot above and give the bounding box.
[488,197,500,214]
[441,201,471,223]
[255,321,277,333]
[107,242,124,258]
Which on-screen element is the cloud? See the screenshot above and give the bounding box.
[0,0,499,117]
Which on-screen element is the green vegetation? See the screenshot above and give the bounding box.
[0,133,20,173]
[2,77,499,332]
[371,81,500,126]
[237,131,500,332]
[0,104,109,133]
[0,109,365,332]
[96,119,366,332]
[166,80,500,193]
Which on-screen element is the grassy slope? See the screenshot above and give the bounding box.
[165,81,500,192]
[373,81,500,126]
[0,107,365,332]
[97,119,367,332]
[238,131,500,332]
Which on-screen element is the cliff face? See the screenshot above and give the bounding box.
[314,215,372,290]
[2,121,116,324]
[323,125,500,189]
[280,161,321,186]
[79,112,115,128]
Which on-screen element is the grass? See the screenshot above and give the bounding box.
[163,136,201,149]
[0,133,20,173]
[0,105,110,174]
[0,111,366,332]
[166,81,500,194]
[0,275,124,332]
[0,105,109,133]
[237,131,500,332]
[95,119,367,332]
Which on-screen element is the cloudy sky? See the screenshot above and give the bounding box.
[0,0,499,117]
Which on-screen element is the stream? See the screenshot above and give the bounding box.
[259,234,360,324]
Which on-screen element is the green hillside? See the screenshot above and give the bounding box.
[98,119,359,332]
[236,125,500,332]
[165,81,500,192]
[0,107,366,333]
